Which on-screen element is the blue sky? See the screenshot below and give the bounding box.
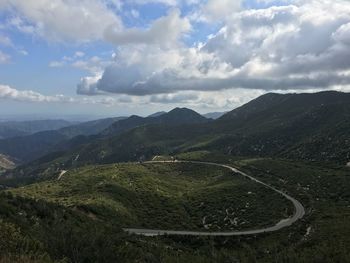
[0,0,349,119]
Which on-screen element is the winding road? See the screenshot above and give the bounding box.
[124,160,305,237]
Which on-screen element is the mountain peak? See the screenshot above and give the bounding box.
[156,107,208,125]
[169,107,193,112]
[148,111,167,118]
[101,107,208,137]
[220,91,350,121]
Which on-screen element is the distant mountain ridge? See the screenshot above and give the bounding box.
[0,117,126,163]
[147,111,167,118]
[67,91,350,166]
[0,119,73,139]
[0,109,208,164]
[102,108,209,136]
[4,91,350,180]
[203,112,227,119]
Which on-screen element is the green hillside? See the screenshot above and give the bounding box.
[0,117,125,163]
[89,91,350,165]
[0,119,73,139]
[202,91,350,163]
[10,162,291,231]
[5,91,350,182]
[1,157,349,262]
[1,91,350,262]
[101,107,209,136]
[0,107,207,164]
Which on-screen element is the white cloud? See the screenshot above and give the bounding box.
[1,0,193,50]
[0,84,74,103]
[2,0,122,43]
[72,56,108,74]
[74,51,85,58]
[130,9,140,19]
[0,50,10,63]
[104,9,191,48]
[129,0,179,6]
[77,74,104,95]
[78,0,350,97]
[0,84,134,107]
[3,0,350,110]
[18,49,28,56]
[49,53,111,74]
[200,0,242,22]
[0,34,28,55]
[49,61,65,68]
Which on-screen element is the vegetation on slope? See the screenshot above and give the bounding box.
[0,117,125,163]
[101,107,209,136]
[10,162,292,231]
[0,119,73,139]
[23,91,350,171]
[1,155,349,262]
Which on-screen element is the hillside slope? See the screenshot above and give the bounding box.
[201,91,350,163]
[71,91,350,165]
[0,119,73,139]
[102,108,208,136]
[5,91,350,180]
[0,117,125,163]
[1,157,350,262]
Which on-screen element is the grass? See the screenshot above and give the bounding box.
[10,162,292,232]
[2,152,350,262]
[233,157,350,258]
[172,152,350,262]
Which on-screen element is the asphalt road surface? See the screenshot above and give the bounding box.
[124,160,305,237]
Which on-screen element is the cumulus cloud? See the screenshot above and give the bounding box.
[77,0,350,97]
[3,0,350,111]
[130,0,179,6]
[104,9,191,48]
[0,84,74,103]
[0,84,138,107]
[49,61,65,68]
[150,92,198,104]
[1,0,122,42]
[195,0,242,22]
[1,0,194,47]
[77,74,104,95]
[49,53,112,76]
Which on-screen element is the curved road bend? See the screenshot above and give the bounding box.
[124,160,305,237]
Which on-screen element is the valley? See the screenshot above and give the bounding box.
[0,91,349,262]
[10,161,294,232]
[124,160,305,237]
[0,154,349,262]
[3,0,350,261]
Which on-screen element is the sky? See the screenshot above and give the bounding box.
[0,0,350,119]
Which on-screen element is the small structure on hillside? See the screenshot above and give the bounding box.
[347,162,350,168]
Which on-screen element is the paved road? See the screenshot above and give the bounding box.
[124,160,305,237]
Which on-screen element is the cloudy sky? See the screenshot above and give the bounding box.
[0,0,350,118]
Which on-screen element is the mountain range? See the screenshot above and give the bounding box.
[2,91,350,180]
[0,119,73,139]
[0,117,126,163]
[0,109,208,164]
[203,111,227,119]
